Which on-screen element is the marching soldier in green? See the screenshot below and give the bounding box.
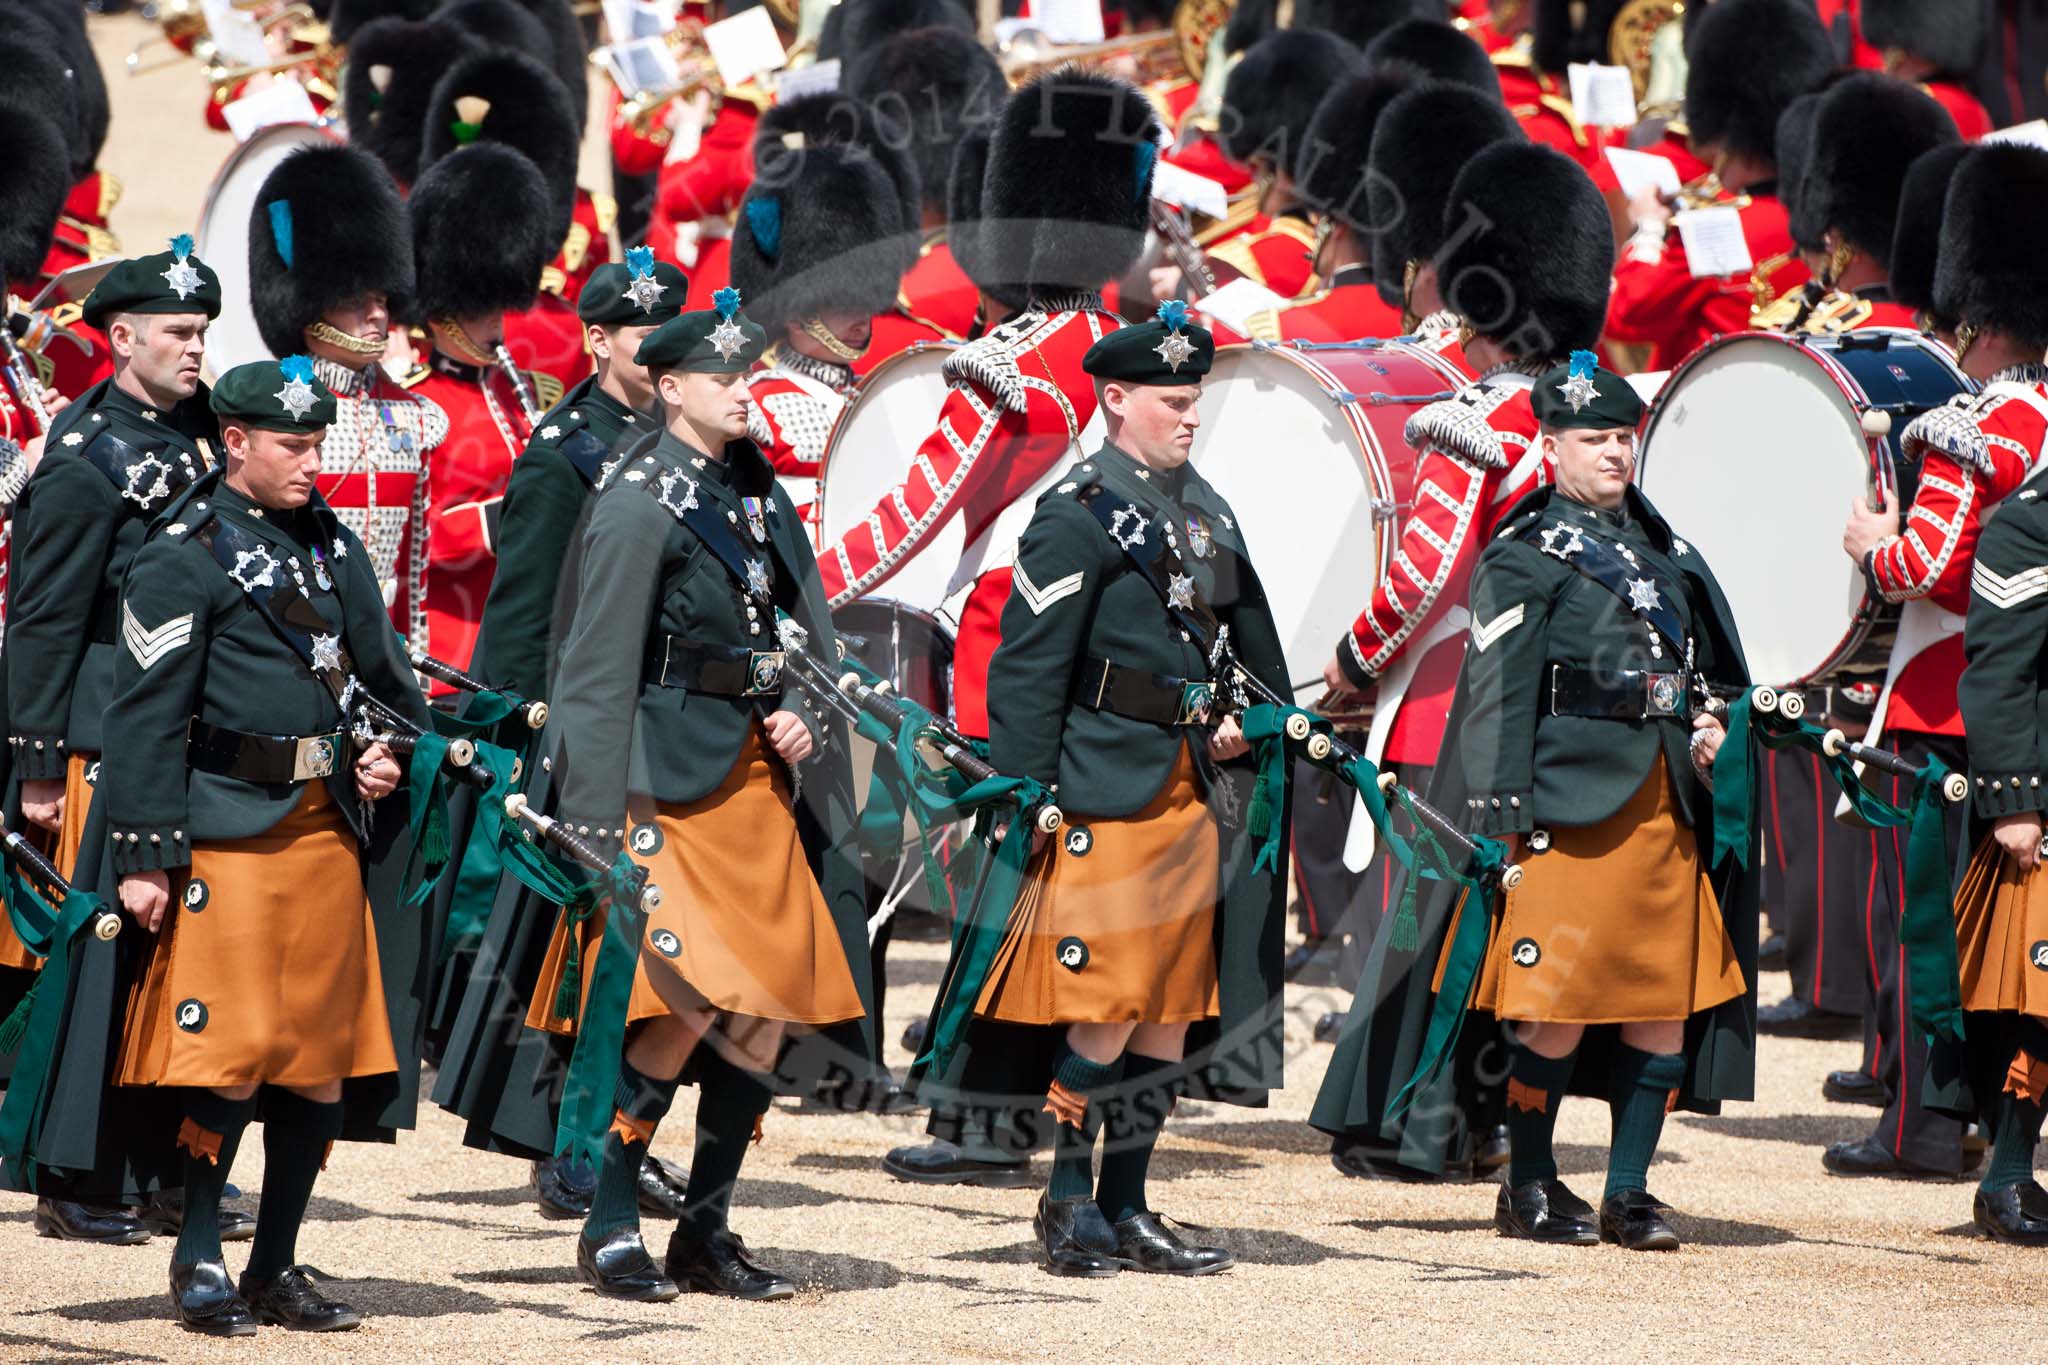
[519,288,874,1303]
[433,248,691,1222]
[972,303,1289,1277]
[1378,354,1757,1250]
[3,238,255,1246]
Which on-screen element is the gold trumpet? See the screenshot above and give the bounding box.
[598,21,726,136]
[998,27,1187,85]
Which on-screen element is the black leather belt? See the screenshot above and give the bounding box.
[654,636,786,697]
[1072,657,1217,726]
[1547,664,1689,721]
[187,720,347,783]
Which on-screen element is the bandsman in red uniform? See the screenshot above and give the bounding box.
[1833,145,2048,1179]
[403,143,560,694]
[1607,0,1833,371]
[846,25,1007,372]
[248,144,448,651]
[337,15,480,191]
[1485,0,1620,173]
[1313,144,1617,1180]
[1862,0,1996,140]
[647,82,765,296]
[1888,143,1974,347]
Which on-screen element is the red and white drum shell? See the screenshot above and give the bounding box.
[1192,339,1460,698]
[1636,328,1973,687]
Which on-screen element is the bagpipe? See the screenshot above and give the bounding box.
[0,830,121,1084]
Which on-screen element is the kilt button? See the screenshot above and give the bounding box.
[1063,825,1093,857]
[1510,937,1541,967]
[1529,829,1552,853]
[629,823,664,856]
[1056,936,1089,972]
[175,999,209,1032]
[183,879,210,911]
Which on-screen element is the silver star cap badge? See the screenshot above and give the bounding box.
[310,632,343,673]
[709,318,748,362]
[162,257,204,301]
[1168,572,1196,610]
[1627,577,1662,613]
[623,272,668,313]
[274,376,318,421]
[1154,329,1197,374]
[1557,370,1600,413]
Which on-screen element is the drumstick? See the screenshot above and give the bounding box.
[1,830,122,940]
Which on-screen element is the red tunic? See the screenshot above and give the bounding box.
[1336,372,1551,765]
[745,349,853,527]
[816,296,1120,736]
[1494,58,1613,173]
[46,173,120,279]
[1607,187,1810,371]
[1200,214,1319,303]
[649,89,762,295]
[504,189,618,384]
[856,236,979,378]
[1921,79,1995,141]
[1867,370,2048,736]
[310,357,449,650]
[409,351,541,694]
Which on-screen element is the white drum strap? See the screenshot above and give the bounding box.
[1341,606,1471,873]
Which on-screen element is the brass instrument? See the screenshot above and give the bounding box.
[129,0,335,92]
[998,27,1187,86]
[1608,0,1685,103]
[1150,200,1217,300]
[126,0,212,76]
[1172,0,1232,84]
[597,20,726,136]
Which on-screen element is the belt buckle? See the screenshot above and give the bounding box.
[1176,680,1217,726]
[292,733,339,781]
[745,650,785,696]
[1646,672,1683,717]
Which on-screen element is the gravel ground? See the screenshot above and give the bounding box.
[9,16,2040,1363]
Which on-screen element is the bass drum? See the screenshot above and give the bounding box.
[1637,328,1973,686]
[1190,339,1459,699]
[194,122,339,379]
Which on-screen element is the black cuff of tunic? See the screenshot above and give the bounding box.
[1464,794,1533,838]
[11,734,71,782]
[110,823,191,875]
[1334,634,1374,692]
[1973,773,2047,821]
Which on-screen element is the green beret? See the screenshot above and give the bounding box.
[209,355,337,434]
[1532,351,1646,431]
[634,286,766,374]
[1082,302,1214,385]
[579,246,689,327]
[81,234,223,331]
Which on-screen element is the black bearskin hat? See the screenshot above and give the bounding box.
[328,0,435,44]
[434,0,585,128]
[1224,0,1280,55]
[1367,81,1524,306]
[731,144,916,332]
[1934,144,2048,350]
[0,107,70,286]
[249,144,414,358]
[818,0,972,62]
[343,17,479,187]
[404,141,553,321]
[846,26,1006,220]
[1685,0,1834,164]
[1219,30,1359,172]
[1807,74,1959,263]
[1862,0,1988,78]
[1292,64,1423,230]
[1437,142,1613,359]
[419,50,581,247]
[0,20,88,181]
[1531,0,1628,73]
[1890,142,1971,323]
[754,94,921,253]
[1362,19,1502,97]
[1774,91,1826,254]
[1292,0,1438,48]
[943,127,999,300]
[980,68,1160,303]
[19,0,108,176]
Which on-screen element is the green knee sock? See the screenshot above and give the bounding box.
[1095,1052,1181,1223]
[244,1089,345,1281]
[582,1059,681,1243]
[1982,1088,2046,1192]
[172,1089,257,1268]
[1045,1040,1124,1203]
[1504,1041,1577,1186]
[680,1050,774,1242]
[1604,1046,1687,1198]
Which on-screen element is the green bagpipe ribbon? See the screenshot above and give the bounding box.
[1713,691,1964,1047]
[549,852,658,1171]
[0,875,113,1187]
[1238,702,1507,1119]
[0,866,67,1055]
[403,730,457,902]
[430,694,538,956]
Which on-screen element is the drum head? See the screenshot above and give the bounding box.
[195,123,335,380]
[1192,346,1409,700]
[1639,334,1872,685]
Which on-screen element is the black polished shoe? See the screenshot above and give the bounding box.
[899,1016,929,1055]
[636,1155,690,1219]
[170,1259,257,1337]
[576,1227,680,1302]
[1757,932,1788,972]
[1284,939,1339,986]
[1330,1137,1438,1183]
[1598,1189,1681,1250]
[34,1197,151,1245]
[1822,1069,1887,1105]
[882,1139,1036,1188]
[534,1154,596,1219]
[1110,1211,1233,1275]
[1975,1180,2048,1246]
[1758,996,1859,1040]
[239,1265,363,1332]
[1494,1179,1600,1244]
[1822,1135,1969,1179]
[1034,1194,1121,1277]
[1471,1125,1512,1178]
[665,1227,796,1300]
[136,1190,256,1242]
[1313,1011,1345,1045]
